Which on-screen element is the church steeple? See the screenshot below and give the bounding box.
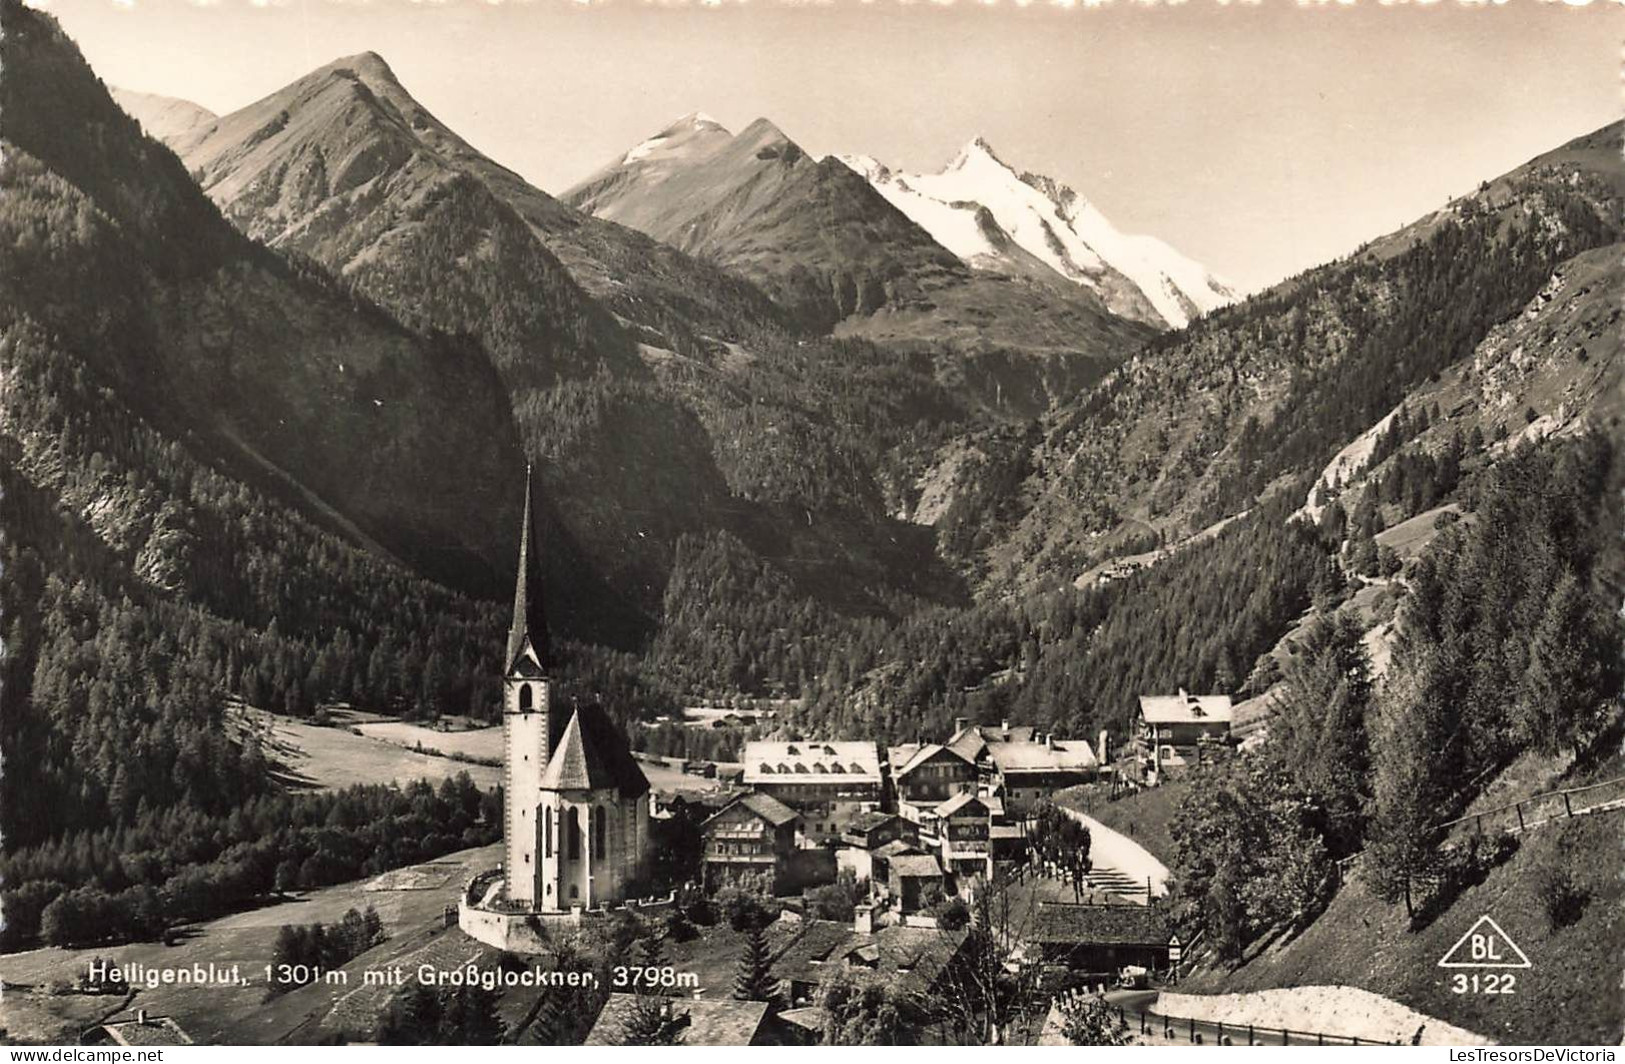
[506,465,550,673]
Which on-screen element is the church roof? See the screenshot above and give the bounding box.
[541,705,650,798]
[506,466,550,674]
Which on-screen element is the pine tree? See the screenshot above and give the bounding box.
[733,921,778,1002]
[617,995,688,1046]
[1515,569,1621,756]
[1364,649,1455,915]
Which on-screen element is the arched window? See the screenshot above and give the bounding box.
[570,884,578,900]
[544,806,553,858]
[567,807,581,860]
[519,684,533,711]
[593,806,606,860]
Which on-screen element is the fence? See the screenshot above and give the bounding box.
[1435,774,1625,838]
[1119,1005,1399,1047]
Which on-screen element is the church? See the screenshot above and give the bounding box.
[500,472,651,911]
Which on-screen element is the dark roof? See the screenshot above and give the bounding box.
[773,920,860,984]
[889,854,944,878]
[846,811,903,834]
[541,705,650,798]
[773,921,968,999]
[705,792,800,829]
[505,467,550,673]
[873,839,923,859]
[585,994,769,1046]
[1029,903,1172,947]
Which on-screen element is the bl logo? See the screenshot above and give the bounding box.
[1438,915,1531,970]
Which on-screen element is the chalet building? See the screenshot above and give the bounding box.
[701,792,801,892]
[501,472,651,911]
[1135,690,1234,780]
[1028,902,1175,975]
[887,742,978,806]
[742,741,883,838]
[933,792,994,881]
[942,720,1100,814]
[840,811,915,852]
[773,919,970,1009]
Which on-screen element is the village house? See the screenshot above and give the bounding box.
[932,792,994,882]
[887,742,978,807]
[940,720,1100,815]
[742,740,883,838]
[887,852,947,913]
[835,811,917,883]
[1027,902,1175,975]
[700,792,801,892]
[773,918,970,1010]
[1135,689,1234,780]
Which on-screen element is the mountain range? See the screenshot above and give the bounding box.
[563,111,1151,361]
[6,0,1619,730]
[836,139,1236,329]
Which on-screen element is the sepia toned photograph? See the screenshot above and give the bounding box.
[0,0,1620,1048]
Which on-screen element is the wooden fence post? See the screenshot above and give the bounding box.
[1563,792,1573,818]
[1516,804,1526,832]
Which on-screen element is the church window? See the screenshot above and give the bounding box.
[593,806,606,859]
[570,885,578,900]
[568,808,581,860]
[545,807,553,857]
[519,684,533,711]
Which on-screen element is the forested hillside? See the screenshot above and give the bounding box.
[970,122,1623,590]
[0,0,629,948]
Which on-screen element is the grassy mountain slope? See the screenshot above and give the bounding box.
[110,87,216,143]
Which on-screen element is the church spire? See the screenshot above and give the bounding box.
[506,464,550,673]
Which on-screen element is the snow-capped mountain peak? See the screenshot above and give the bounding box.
[621,111,732,166]
[837,138,1236,329]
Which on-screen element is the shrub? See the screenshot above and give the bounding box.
[1535,859,1588,931]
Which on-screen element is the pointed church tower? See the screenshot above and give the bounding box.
[503,467,551,906]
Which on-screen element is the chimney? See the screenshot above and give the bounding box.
[854,903,874,935]
[136,1010,149,1026]
[1098,729,1110,766]
[1177,687,1188,701]
[1001,720,1010,737]
[1045,734,1054,751]
[953,716,968,735]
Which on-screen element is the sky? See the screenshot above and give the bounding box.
[40,0,1623,292]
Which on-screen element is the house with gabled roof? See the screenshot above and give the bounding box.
[701,792,801,892]
[1027,902,1176,974]
[1136,689,1234,780]
[887,742,977,806]
[937,719,1099,815]
[742,740,882,838]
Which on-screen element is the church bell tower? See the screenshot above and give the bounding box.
[503,467,551,907]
